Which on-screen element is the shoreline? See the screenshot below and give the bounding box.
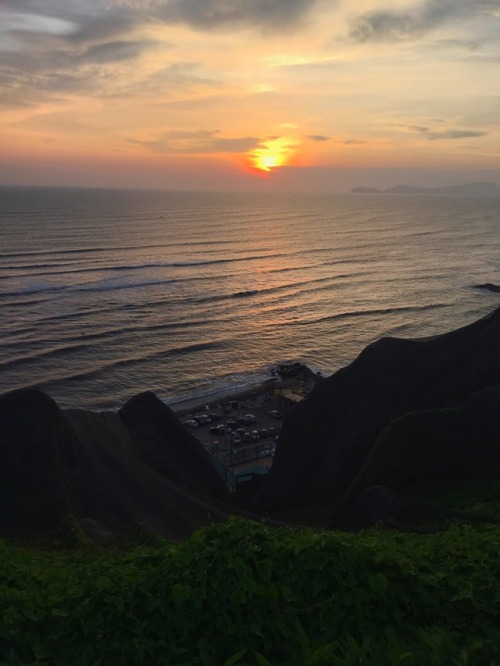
[168,378,281,417]
[168,362,319,418]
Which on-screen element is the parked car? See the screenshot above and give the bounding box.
[251,429,260,441]
[259,428,269,439]
[238,414,255,425]
[184,419,199,428]
[194,414,211,425]
[268,409,282,419]
[232,432,242,445]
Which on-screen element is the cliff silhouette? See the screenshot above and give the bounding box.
[1,307,500,541]
[252,306,500,519]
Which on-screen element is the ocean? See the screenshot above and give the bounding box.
[1,185,499,410]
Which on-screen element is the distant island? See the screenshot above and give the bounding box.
[351,182,500,195]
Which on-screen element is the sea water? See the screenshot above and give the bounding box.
[1,186,499,410]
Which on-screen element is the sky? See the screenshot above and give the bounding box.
[1,0,499,192]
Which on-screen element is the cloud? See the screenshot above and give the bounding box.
[429,38,480,52]
[0,4,168,108]
[2,0,325,39]
[82,39,158,63]
[348,0,499,43]
[427,130,487,140]
[66,12,138,45]
[408,125,431,133]
[0,5,138,53]
[0,11,78,38]
[125,0,323,32]
[129,129,260,154]
[0,35,162,106]
[307,134,330,142]
[349,11,417,43]
[0,0,321,110]
[399,124,488,141]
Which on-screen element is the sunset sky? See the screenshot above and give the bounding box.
[1,0,499,192]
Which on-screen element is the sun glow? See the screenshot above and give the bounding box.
[249,136,299,173]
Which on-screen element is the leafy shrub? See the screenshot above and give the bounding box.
[1,518,499,665]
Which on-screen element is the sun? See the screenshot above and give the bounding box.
[248,136,299,174]
[259,153,280,172]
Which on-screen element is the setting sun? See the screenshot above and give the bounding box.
[0,2,497,190]
[249,136,300,173]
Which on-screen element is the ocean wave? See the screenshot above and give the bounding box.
[2,283,69,298]
[0,251,300,283]
[25,340,228,391]
[286,303,449,327]
[0,342,92,372]
[0,261,173,275]
[1,297,47,308]
[1,243,168,260]
[186,273,367,307]
[232,290,259,298]
[0,318,222,360]
[76,278,177,293]
[2,277,178,298]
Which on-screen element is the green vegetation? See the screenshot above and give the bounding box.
[1,517,499,665]
[348,408,467,498]
[435,479,500,520]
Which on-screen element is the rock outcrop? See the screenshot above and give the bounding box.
[253,307,500,515]
[474,283,500,294]
[0,389,74,537]
[348,385,500,499]
[0,388,232,541]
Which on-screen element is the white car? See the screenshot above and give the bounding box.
[195,414,212,425]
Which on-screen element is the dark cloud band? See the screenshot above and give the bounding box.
[348,0,498,43]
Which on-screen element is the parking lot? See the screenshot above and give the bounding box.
[179,391,284,469]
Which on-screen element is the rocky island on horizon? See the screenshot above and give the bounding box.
[351,182,500,195]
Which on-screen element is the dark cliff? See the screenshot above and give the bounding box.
[0,389,232,541]
[252,307,500,515]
